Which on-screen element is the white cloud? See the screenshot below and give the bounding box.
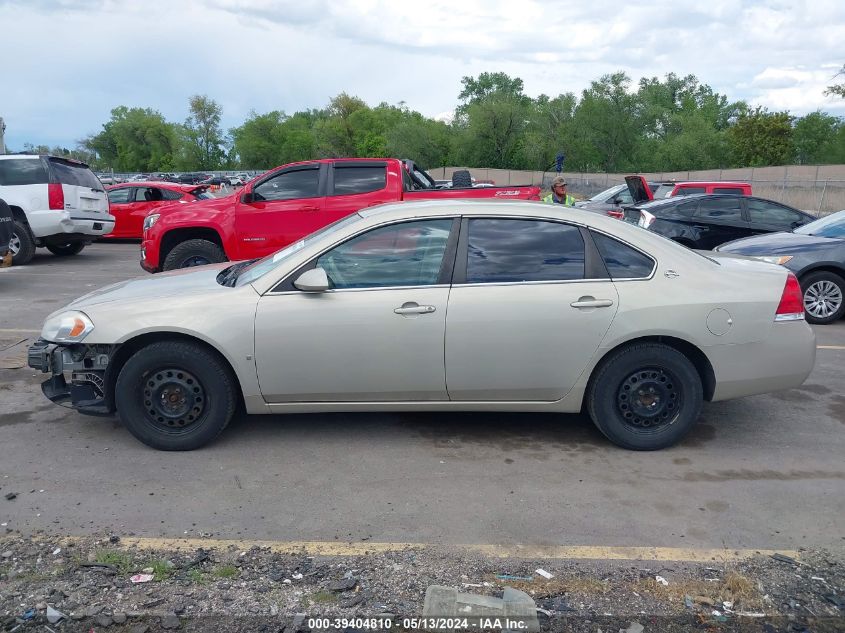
[1,0,844,149]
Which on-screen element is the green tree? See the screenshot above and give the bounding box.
[793,111,841,164]
[181,95,225,170]
[313,93,369,157]
[82,106,178,171]
[726,106,794,166]
[824,64,845,99]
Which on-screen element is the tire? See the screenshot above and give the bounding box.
[586,343,703,450]
[451,169,472,188]
[800,271,845,325]
[162,238,226,271]
[115,341,237,450]
[46,242,85,256]
[9,220,36,265]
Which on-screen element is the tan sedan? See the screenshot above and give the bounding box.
[28,201,816,451]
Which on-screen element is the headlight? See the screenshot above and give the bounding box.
[41,311,94,343]
[754,255,794,266]
[143,213,160,231]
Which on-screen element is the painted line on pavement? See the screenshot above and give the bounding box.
[0,328,40,334]
[817,345,845,350]
[55,536,799,563]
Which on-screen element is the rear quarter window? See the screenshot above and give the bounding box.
[48,158,102,189]
[591,231,655,279]
[0,158,49,186]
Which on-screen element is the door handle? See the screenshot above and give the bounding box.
[302,206,320,212]
[394,303,436,315]
[570,298,614,309]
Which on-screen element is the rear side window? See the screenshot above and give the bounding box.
[48,158,101,189]
[591,232,655,279]
[254,168,319,201]
[746,199,806,226]
[697,198,743,221]
[0,158,49,186]
[107,188,131,204]
[333,165,386,195]
[675,186,705,195]
[465,219,584,283]
[713,187,744,195]
[673,201,698,217]
[162,189,183,200]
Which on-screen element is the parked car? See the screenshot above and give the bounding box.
[201,176,229,187]
[622,194,815,250]
[175,173,210,185]
[626,176,752,203]
[28,200,814,451]
[105,182,213,239]
[575,182,662,218]
[140,158,542,272]
[0,198,13,265]
[0,154,114,264]
[716,210,845,324]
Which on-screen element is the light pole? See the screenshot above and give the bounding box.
[0,118,6,154]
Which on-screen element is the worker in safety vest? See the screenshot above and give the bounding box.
[542,176,576,206]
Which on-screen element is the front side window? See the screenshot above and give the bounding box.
[746,199,804,226]
[0,159,49,186]
[316,219,453,289]
[107,188,131,204]
[591,232,655,279]
[465,219,585,283]
[332,165,386,195]
[254,168,319,202]
[696,198,743,221]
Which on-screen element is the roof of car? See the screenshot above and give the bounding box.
[106,181,206,192]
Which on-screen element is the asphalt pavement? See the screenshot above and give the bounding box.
[1,242,843,553]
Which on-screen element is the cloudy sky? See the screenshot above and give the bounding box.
[1,0,844,150]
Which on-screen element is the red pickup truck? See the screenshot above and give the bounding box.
[140,158,541,272]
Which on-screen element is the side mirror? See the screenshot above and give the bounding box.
[611,197,622,205]
[293,267,330,292]
[241,192,254,204]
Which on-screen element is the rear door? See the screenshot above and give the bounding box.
[47,157,108,217]
[744,198,813,236]
[691,197,751,248]
[445,217,618,401]
[327,161,391,217]
[235,163,326,258]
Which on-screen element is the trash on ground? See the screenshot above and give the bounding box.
[535,568,554,579]
[655,575,669,586]
[4,492,16,501]
[46,606,66,624]
[130,573,155,584]
[51,548,61,556]
[292,572,303,580]
[771,553,799,565]
[684,595,694,609]
[496,574,533,581]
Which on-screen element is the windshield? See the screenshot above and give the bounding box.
[793,210,845,238]
[588,184,625,202]
[233,213,362,286]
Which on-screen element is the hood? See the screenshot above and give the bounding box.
[625,176,653,204]
[717,231,843,256]
[65,264,232,310]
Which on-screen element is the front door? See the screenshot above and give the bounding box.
[689,197,752,249]
[445,218,618,401]
[234,164,326,259]
[254,218,456,402]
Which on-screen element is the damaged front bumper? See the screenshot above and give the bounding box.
[27,339,115,416]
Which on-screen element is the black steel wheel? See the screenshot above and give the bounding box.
[116,341,236,450]
[587,343,703,450]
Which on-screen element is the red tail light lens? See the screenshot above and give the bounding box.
[775,273,804,321]
[48,183,65,210]
[607,210,624,219]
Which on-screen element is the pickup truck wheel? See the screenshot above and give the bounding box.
[451,169,472,188]
[9,221,36,265]
[587,343,703,450]
[163,239,226,271]
[115,341,237,451]
[46,242,85,256]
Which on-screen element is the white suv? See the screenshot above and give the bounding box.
[0,154,115,264]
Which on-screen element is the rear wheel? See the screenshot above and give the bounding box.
[587,343,703,450]
[46,242,85,256]
[115,341,237,450]
[9,221,36,265]
[800,271,845,325]
[162,239,226,271]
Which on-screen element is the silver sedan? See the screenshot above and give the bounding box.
[28,201,816,451]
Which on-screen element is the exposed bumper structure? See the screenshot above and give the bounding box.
[27,339,113,416]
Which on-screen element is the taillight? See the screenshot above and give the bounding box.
[775,273,804,321]
[607,210,624,219]
[48,183,65,210]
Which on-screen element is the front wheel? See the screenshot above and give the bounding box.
[46,242,86,256]
[115,341,237,450]
[800,271,845,325]
[162,239,226,271]
[587,343,703,450]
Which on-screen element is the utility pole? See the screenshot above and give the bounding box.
[0,117,6,154]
